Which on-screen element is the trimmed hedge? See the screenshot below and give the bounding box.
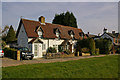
[3,48,17,60]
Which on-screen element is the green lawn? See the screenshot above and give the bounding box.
[2,55,118,78]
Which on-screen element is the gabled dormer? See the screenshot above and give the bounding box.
[79,32,84,38]
[35,26,44,38]
[68,30,75,39]
[54,28,61,39]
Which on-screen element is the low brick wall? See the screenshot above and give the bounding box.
[46,53,75,59]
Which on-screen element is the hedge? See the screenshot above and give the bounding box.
[3,48,17,60]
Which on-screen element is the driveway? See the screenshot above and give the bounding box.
[1,54,117,67]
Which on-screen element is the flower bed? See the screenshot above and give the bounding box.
[46,52,75,59]
[81,53,90,56]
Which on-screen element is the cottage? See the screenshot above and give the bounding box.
[16,16,87,58]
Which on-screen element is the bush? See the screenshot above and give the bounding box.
[64,49,72,55]
[89,38,96,55]
[2,41,6,48]
[81,48,89,53]
[58,45,63,52]
[47,47,57,53]
[3,48,17,60]
[95,48,99,55]
[95,38,112,54]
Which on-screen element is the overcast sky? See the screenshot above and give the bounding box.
[1,2,119,35]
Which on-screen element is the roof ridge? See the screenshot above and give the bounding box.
[22,18,82,31]
[46,23,82,30]
[22,18,40,23]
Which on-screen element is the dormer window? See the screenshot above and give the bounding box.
[38,30,42,38]
[68,30,74,39]
[56,31,59,38]
[35,26,43,38]
[54,28,60,39]
[79,32,84,38]
[70,32,74,38]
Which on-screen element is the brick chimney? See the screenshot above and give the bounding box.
[39,16,45,25]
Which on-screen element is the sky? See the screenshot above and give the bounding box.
[1,1,119,35]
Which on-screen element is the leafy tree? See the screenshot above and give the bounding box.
[6,25,16,43]
[89,38,96,55]
[103,38,112,54]
[95,38,113,54]
[52,11,78,28]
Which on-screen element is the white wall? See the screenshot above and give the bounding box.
[17,24,28,47]
[41,38,64,53]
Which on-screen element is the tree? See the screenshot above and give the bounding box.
[95,38,113,54]
[89,38,96,55]
[6,25,16,43]
[103,38,112,54]
[52,11,78,28]
[2,25,9,41]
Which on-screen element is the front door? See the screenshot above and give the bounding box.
[34,43,42,58]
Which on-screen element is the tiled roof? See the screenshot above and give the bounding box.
[106,33,115,38]
[16,18,87,40]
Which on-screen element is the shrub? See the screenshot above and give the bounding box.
[47,47,57,53]
[95,38,112,54]
[95,48,99,55]
[64,49,72,55]
[3,48,17,60]
[58,45,63,52]
[2,41,6,48]
[89,38,96,55]
[81,48,89,53]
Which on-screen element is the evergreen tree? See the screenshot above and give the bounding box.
[89,38,96,55]
[6,25,16,43]
[52,11,78,28]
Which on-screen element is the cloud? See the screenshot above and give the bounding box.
[2,2,118,34]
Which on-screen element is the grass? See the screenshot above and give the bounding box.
[2,55,118,78]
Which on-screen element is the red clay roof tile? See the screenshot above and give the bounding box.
[16,18,87,40]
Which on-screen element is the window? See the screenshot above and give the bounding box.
[42,44,46,50]
[38,30,42,38]
[53,45,57,50]
[56,32,59,38]
[34,45,37,50]
[79,33,84,38]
